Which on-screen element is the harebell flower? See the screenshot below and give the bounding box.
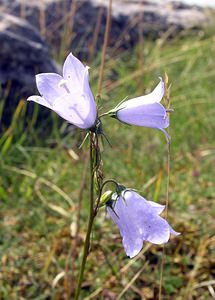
[105,187,180,258]
[104,78,169,137]
[27,53,97,129]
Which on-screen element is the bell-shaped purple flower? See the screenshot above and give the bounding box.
[27,53,97,129]
[107,190,179,258]
[107,78,169,136]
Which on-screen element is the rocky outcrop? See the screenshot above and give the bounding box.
[0,13,58,126]
[0,0,212,58]
[0,13,57,88]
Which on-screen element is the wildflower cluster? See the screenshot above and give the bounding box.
[28,52,179,280]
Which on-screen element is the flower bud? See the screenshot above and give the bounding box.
[103,78,170,138]
[99,190,113,207]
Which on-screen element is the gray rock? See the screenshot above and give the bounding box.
[0,13,58,126]
[0,0,212,58]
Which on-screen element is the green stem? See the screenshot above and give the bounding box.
[159,132,171,300]
[74,132,95,300]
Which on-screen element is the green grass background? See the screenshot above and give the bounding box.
[0,21,215,300]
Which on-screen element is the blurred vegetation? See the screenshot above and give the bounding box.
[0,17,215,300]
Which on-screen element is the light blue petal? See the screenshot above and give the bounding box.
[36,73,66,105]
[117,78,164,108]
[117,102,169,129]
[63,53,86,93]
[107,191,179,258]
[27,95,52,109]
[53,93,96,129]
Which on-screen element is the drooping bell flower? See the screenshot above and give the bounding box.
[107,189,180,258]
[27,53,97,129]
[106,78,169,136]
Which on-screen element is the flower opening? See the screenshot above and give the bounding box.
[107,189,180,258]
[27,53,97,129]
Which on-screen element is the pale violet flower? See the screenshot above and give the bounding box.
[107,190,180,258]
[27,53,97,129]
[106,78,169,136]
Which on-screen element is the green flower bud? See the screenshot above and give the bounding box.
[99,190,113,207]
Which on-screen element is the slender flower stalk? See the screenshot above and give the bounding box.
[158,141,171,300]
[74,130,104,299]
[74,132,96,300]
[159,74,172,300]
